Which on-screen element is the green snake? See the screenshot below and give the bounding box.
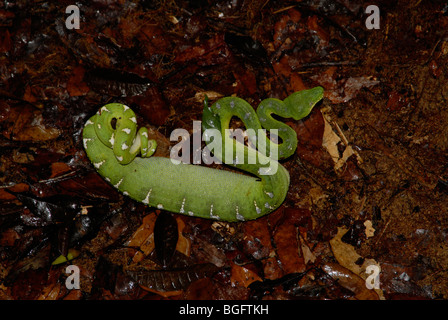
[82,87,323,221]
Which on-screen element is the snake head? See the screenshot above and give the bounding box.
[283,86,324,120]
[202,95,222,133]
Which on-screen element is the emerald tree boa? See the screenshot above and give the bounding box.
[82,87,324,221]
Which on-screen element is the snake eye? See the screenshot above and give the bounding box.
[111,117,117,130]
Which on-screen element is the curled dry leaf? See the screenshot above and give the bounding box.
[321,107,363,174]
[126,213,157,264]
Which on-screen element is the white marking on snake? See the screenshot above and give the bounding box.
[264,202,273,209]
[180,198,186,214]
[236,206,245,221]
[83,138,92,149]
[93,160,105,169]
[114,178,123,189]
[142,189,152,204]
[210,204,220,219]
[254,200,261,214]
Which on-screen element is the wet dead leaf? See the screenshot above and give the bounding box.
[67,65,89,97]
[330,227,364,275]
[126,213,157,263]
[329,227,384,299]
[230,265,262,288]
[321,107,362,173]
[312,67,380,104]
[273,222,305,275]
[322,262,380,300]
[299,234,316,265]
[6,105,61,141]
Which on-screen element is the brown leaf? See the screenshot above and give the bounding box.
[126,213,157,263]
[138,24,172,56]
[127,86,170,126]
[11,268,48,300]
[0,183,29,200]
[6,105,60,141]
[57,173,120,201]
[241,219,272,260]
[175,217,191,257]
[292,109,333,171]
[273,222,305,275]
[37,283,62,300]
[230,265,262,288]
[273,8,302,49]
[272,56,307,93]
[232,66,257,96]
[262,257,283,280]
[192,237,227,268]
[0,228,20,246]
[49,162,72,179]
[67,65,89,97]
[312,68,379,103]
[0,28,12,53]
[322,262,380,300]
